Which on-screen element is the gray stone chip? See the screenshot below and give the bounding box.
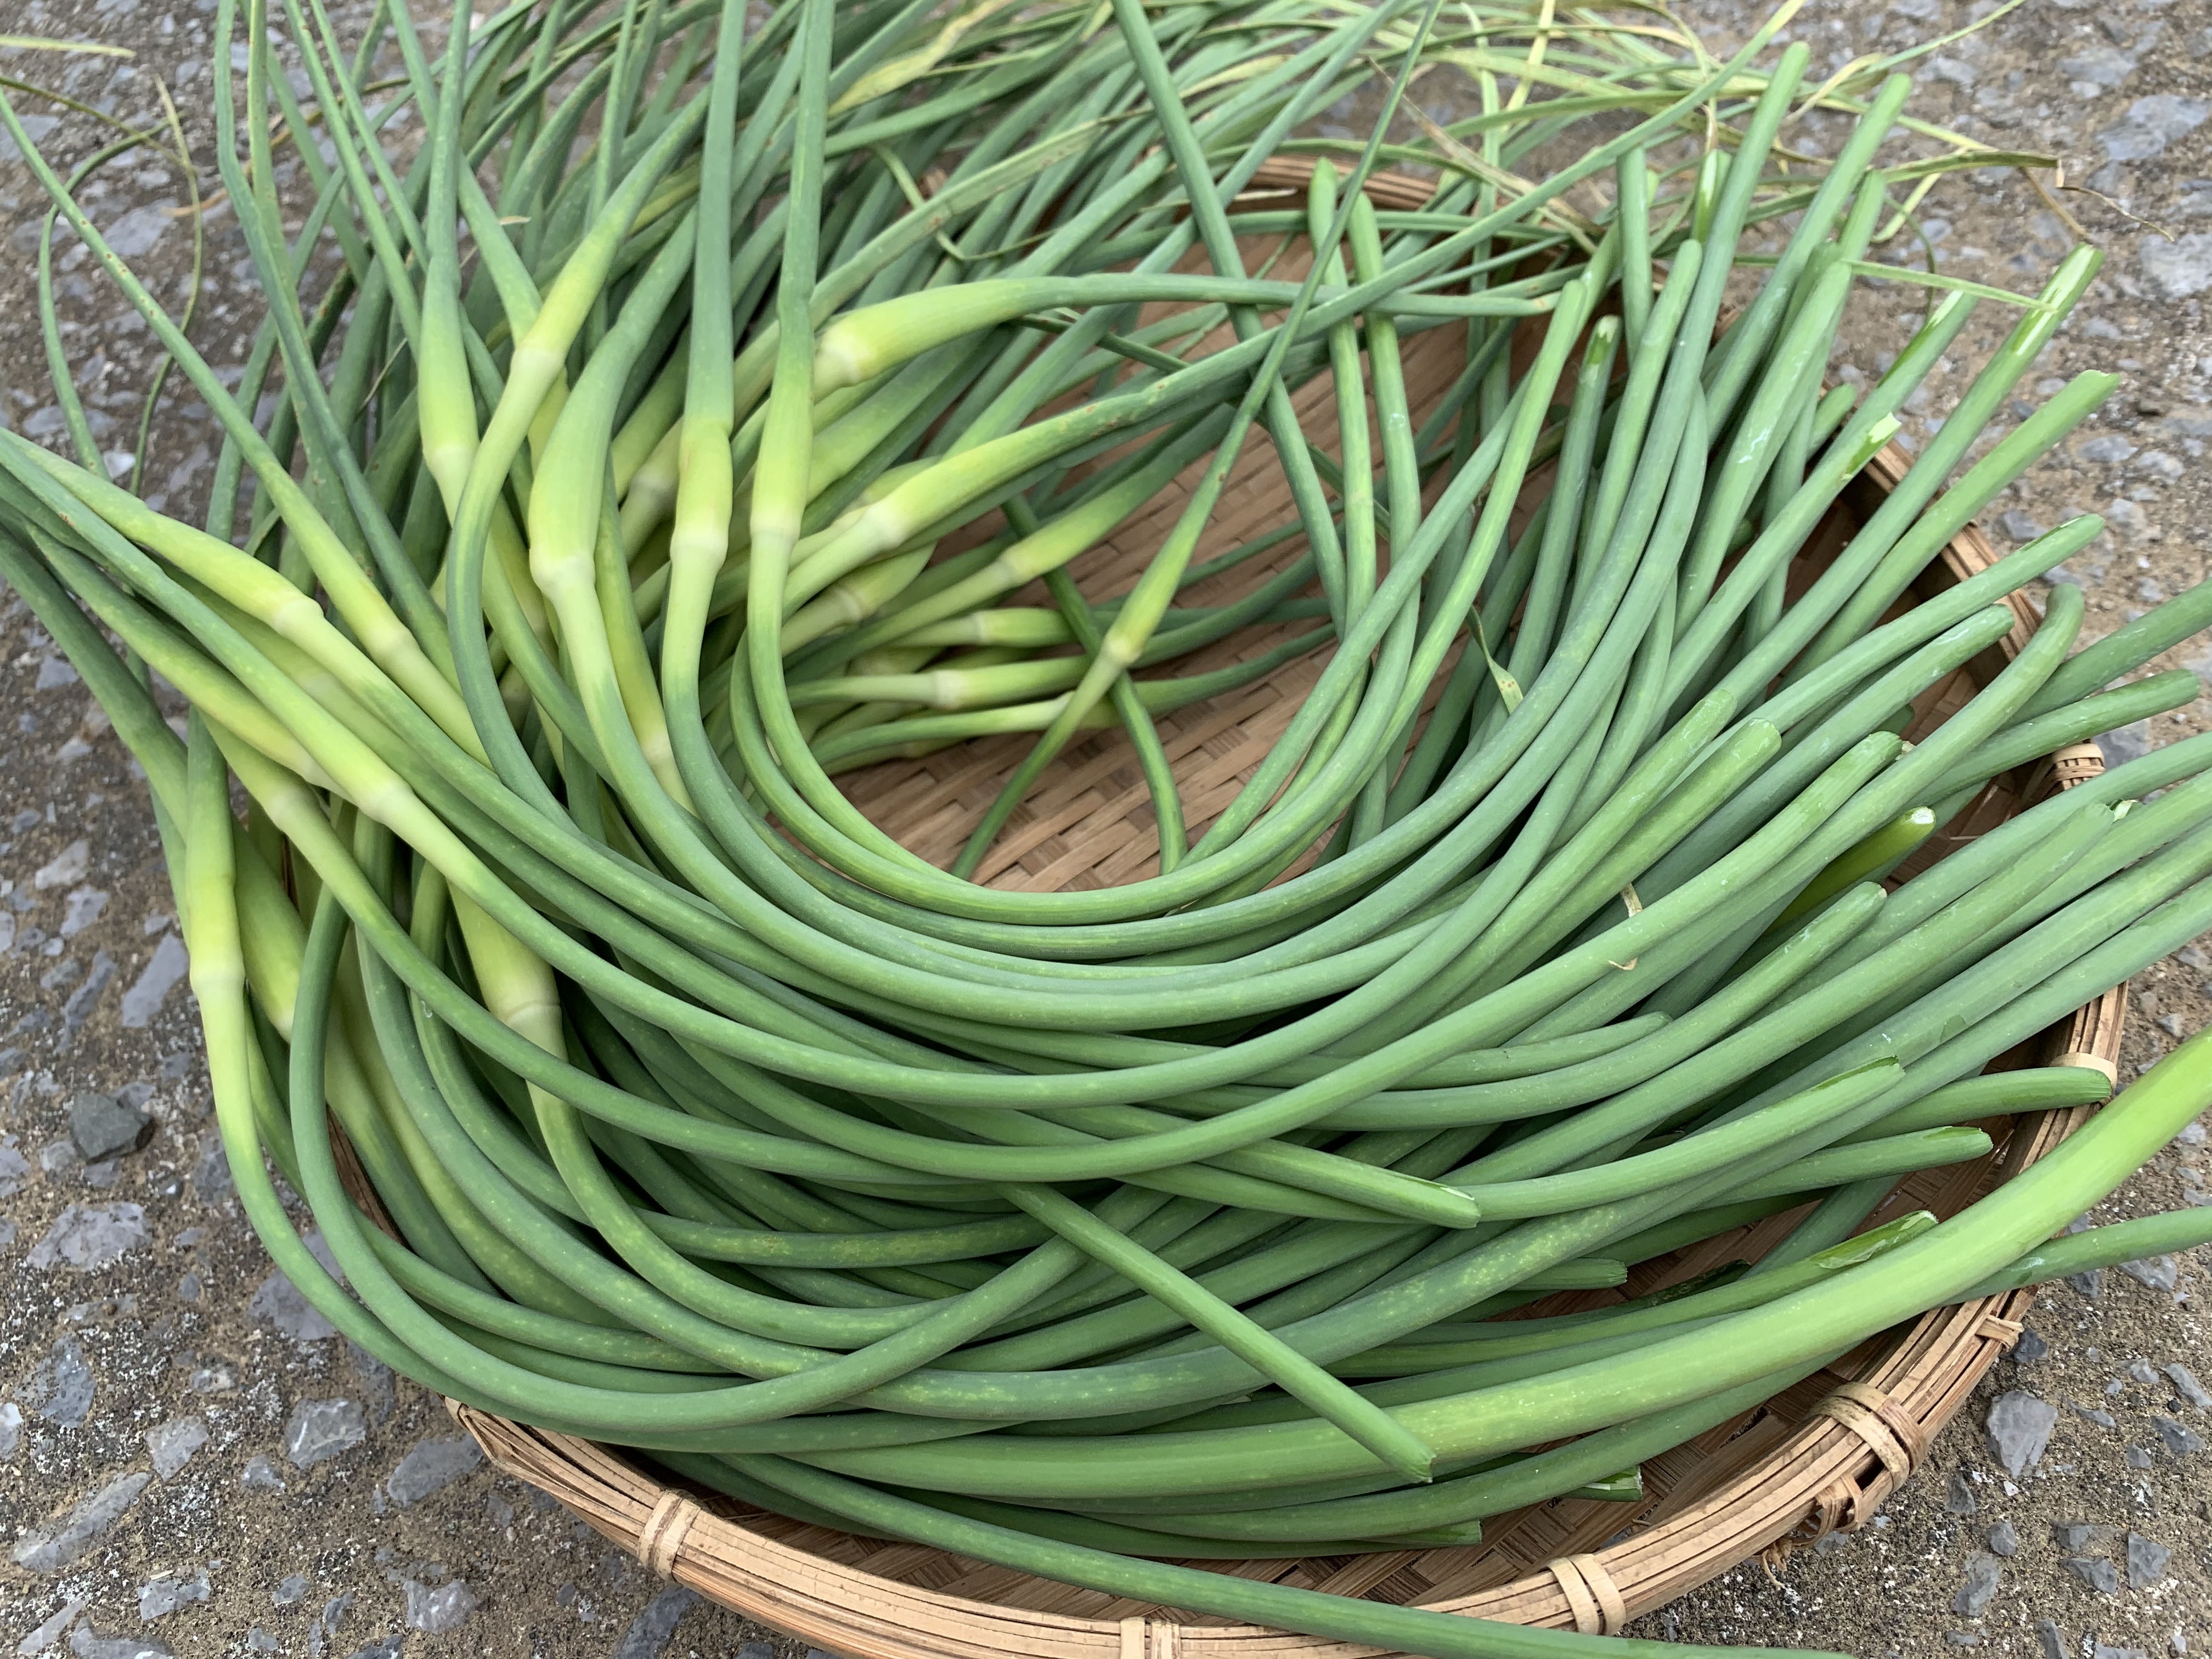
[66,1092,151,1162]
[0,113,59,165]
[144,1416,208,1481]
[10,1471,153,1572]
[386,1435,483,1507]
[99,204,176,260]
[1987,1391,2060,1477]
[241,1454,285,1492]
[2143,234,2212,302]
[1955,1554,2002,1617]
[137,1570,211,1621]
[1987,1521,2019,1558]
[2053,1521,2115,1552]
[119,932,189,1028]
[66,1627,174,1659]
[2164,1363,2211,1409]
[25,1338,94,1426]
[248,1269,338,1344]
[2152,1415,2206,1456]
[2128,1531,2172,1587]
[403,1579,480,1635]
[2098,95,2212,162]
[282,1398,366,1469]
[14,1599,82,1657]
[2058,45,2136,88]
[247,1233,343,1342]
[190,1135,230,1200]
[613,1587,703,1659]
[317,1590,354,1641]
[2063,1556,2122,1594]
[26,1203,149,1271]
[2120,1256,2179,1293]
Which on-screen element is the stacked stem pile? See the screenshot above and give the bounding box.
[5,2,2212,1654]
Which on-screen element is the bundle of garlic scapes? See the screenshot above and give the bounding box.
[5,1,2212,1655]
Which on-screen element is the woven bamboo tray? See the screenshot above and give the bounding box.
[383,166,2130,1653]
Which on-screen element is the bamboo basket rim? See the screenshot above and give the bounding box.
[353,161,2128,1655]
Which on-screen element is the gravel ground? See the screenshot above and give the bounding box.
[1,1,2209,1656]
